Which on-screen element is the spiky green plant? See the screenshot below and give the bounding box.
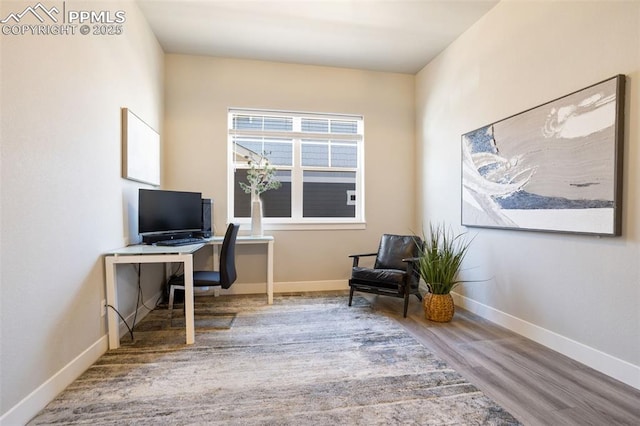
[417,223,474,294]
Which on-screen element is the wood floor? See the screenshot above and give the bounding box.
[363,294,640,426]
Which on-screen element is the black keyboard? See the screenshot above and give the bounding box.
[155,238,204,246]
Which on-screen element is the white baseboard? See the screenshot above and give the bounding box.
[1,291,163,425]
[451,292,640,391]
[276,279,349,293]
[222,280,349,296]
[0,336,108,426]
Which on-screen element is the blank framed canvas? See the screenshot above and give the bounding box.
[122,108,160,186]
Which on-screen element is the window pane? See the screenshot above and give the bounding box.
[301,142,328,167]
[233,115,262,130]
[263,139,293,166]
[301,118,329,133]
[234,137,292,166]
[233,115,293,131]
[330,120,358,134]
[264,116,292,131]
[234,136,262,163]
[303,171,356,218]
[234,170,291,218]
[262,172,291,217]
[331,143,357,168]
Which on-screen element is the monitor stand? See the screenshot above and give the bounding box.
[142,232,194,245]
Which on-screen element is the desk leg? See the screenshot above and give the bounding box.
[267,240,274,304]
[104,257,120,350]
[183,255,195,345]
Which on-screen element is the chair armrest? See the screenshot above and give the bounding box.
[349,252,377,267]
[402,257,421,283]
[348,252,378,258]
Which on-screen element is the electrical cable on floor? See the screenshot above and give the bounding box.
[106,264,167,344]
[132,264,164,310]
[105,304,134,341]
[154,293,164,309]
[108,264,149,343]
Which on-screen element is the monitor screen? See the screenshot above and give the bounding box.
[138,189,202,235]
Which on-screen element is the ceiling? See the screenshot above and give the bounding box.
[137,0,498,74]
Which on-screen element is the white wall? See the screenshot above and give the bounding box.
[164,55,417,289]
[416,0,639,388]
[0,1,164,422]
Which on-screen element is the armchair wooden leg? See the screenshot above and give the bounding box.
[403,293,410,318]
[348,287,354,307]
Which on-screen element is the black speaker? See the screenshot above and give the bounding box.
[198,198,213,238]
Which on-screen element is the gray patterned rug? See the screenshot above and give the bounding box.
[29,293,521,425]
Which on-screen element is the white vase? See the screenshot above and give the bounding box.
[251,199,263,237]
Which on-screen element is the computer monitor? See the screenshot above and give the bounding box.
[138,189,202,242]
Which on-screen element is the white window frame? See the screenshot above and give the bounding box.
[227,108,365,231]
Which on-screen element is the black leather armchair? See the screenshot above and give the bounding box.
[348,234,423,317]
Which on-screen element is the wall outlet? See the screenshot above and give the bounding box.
[101,299,106,317]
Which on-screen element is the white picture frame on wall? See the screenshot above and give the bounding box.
[122,107,160,186]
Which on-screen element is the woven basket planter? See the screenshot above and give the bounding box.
[423,292,455,322]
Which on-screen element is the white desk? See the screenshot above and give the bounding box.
[104,235,274,350]
[208,235,274,304]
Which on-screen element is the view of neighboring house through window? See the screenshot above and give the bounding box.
[228,109,364,227]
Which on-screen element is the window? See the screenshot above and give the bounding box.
[228,109,364,229]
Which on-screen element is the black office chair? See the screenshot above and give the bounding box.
[348,234,423,318]
[168,223,240,320]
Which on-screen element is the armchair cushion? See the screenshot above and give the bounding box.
[351,267,406,286]
[374,235,419,270]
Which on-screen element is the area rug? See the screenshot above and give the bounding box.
[29,293,521,425]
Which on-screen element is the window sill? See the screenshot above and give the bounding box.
[234,221,366,231]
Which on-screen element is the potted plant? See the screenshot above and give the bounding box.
[417,223,474,322]
[238,153,281,236]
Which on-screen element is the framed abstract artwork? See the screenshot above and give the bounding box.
[461,75,625,236]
